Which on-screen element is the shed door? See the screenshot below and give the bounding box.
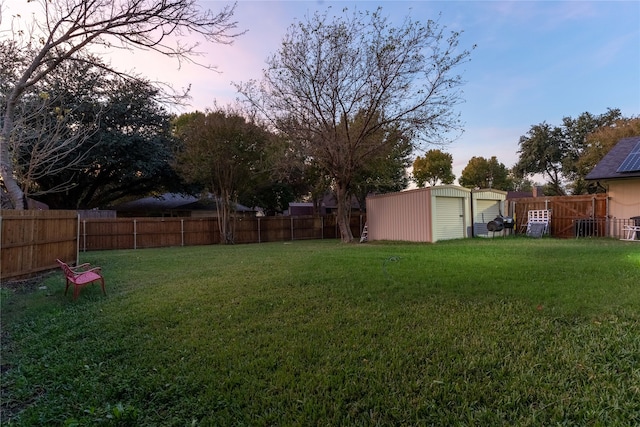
[475,200,501,236]
[435,196,465,241]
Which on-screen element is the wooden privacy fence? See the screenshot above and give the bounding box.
[1,212,366,279]
[509,194,609,238]
[1,210,78,280]
[80,215,366,251]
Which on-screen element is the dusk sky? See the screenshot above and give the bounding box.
[5,0,640,184]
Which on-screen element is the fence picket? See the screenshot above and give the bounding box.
[1,210,79,280]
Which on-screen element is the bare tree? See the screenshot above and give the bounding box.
[0,0,241,209]
[237,8,472,242]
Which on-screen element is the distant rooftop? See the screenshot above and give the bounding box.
[112,193,254,212]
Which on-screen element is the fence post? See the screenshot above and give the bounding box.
[606,196,610,237]
[291,216,294,241]
[321,216,324,239]
[181,219,184,246]
[258,217,261,243]
[133,219,137,250]
[76,214,80,264]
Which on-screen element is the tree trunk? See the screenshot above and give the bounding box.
[335,182,354,243]
[1,107,26,210]
[215,190,235,244]
[0,141,26,209]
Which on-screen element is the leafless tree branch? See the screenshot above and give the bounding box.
[1,0,242,209]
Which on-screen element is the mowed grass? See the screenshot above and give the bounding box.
[2,238,639,426]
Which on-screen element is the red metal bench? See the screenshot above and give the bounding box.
[56,259,106,300]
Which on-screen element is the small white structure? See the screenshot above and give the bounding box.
[526,209,551,236]
[471,189,507,237]
[366,185,472,243]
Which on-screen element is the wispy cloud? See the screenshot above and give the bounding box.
[483,0,597,29]
[589,30,640,68]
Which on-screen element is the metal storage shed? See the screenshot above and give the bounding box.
[471,189,507,237]
[365,185,472,243]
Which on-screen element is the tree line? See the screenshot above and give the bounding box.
[414,110,639,194]
[1,1,637,243]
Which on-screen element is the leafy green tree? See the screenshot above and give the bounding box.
[174,109,274,244]
[347,119,413,212]
[302,163,334,215]
[507,170,535,192]
[263,135,334,215]
[0,0,240,209]
[514,109,624,195]
[25,62,183,208]
[514,123,566,195]
[412,149,455,187]
[241,182,295,216]
[237,7,472,242]
[582,116,640,171]
[561,109,622,194]
[459,156,511,190]
[250,133,320,214]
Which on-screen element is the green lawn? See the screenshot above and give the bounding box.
[2,238,639,426]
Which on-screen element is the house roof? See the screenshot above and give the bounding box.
[506,191,534,199]
[586,136,640,180]
[289,193,362,209]
[179,198,255,212]
[112,193,255,212]
[113,193,197,211]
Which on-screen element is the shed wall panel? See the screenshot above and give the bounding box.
[431,186,471,199]
[367,188,433,242]
[472,189,507,200]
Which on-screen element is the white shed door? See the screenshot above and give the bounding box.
[475,200,501,236]
[435,196,465,241]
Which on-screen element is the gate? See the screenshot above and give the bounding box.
[509,195,608,238]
